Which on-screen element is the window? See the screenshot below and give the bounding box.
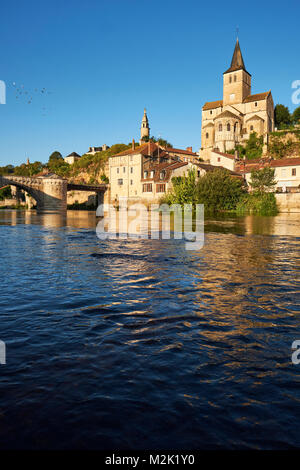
[117,168,119,174]
[229,76,232,83]
[255,102,258,107]
[156,184,166,193]
[130,167,133,173]
[150,170,154,178]
[210,110,213,115]
[281,169,286,177]
[197,170,200,177]
[250,125,254,131]
[123,167,126,173]
[230,93,235,101]
[160,170,166,180]
[234,75,237,82]
[217,157,221,162]
[143,183,152,192]
[292,168,297,176]
[143,170,148,178]
[206,132,209,139]
[118,179,123,185]
[219,124,222,132]
[130,179,133,185]
[227,123,231,131]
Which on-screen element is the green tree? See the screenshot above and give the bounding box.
[244,132,263,160]
[196,168,245,212]
[292,106,300,125]
[142,136,173,148]
[274,104,291,129]
[0,186,12,200]
[249,167,277,194]
[48,151,63,163]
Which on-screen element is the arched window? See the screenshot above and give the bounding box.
[206,132,209,139]
[227,123,231,132]
[219,124,222,132]
[250,125,254,131]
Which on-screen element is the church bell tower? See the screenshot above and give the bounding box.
[223,39,251,106]
[140,108,150,143]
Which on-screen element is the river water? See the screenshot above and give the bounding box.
[0,209,299,449]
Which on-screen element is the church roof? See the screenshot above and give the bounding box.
[224,39,251,75]
[202,100,223,111]
[243,91,271,103]
[213,110,242,120]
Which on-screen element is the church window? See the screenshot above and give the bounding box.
[206,132,209,138]
[227,123,231,131]
[219,124,222,131]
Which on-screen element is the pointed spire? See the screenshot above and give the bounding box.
[224,39,250,75]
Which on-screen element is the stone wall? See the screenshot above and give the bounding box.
[275,192,300,212]
[67,190,97,206]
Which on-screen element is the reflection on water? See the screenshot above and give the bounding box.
[1,209,300,236]
[0,209,299,450]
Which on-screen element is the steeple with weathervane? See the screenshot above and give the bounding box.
[223,38,252,106]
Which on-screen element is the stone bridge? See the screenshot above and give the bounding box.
[0,174,107,211]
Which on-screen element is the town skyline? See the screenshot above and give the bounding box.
[0,0,299,167]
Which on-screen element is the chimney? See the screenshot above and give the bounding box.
[186,146,192,152]
[132,139,135,150]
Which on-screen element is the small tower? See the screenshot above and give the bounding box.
[140,108,150,144]
[223,39,251,106]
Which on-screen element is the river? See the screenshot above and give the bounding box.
[0,209,299,449]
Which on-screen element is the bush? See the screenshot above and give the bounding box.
[236,193,278,216]
[196,168,246,213]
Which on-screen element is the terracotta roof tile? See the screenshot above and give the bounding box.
[243,91,270,103]
[202,100,223,111]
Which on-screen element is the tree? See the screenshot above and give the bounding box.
[249,167,277,194]
[196,168,245,212]
[274,104,291,129]
[48,151,63,163]
[244,132,263,160]
[142,135,173,148]
[292,106,300,125]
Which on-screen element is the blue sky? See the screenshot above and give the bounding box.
[1,0,299,166]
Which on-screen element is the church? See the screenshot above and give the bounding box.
[200,39,274,160]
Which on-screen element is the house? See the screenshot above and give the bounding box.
[235,157,300,191]
[86,145,110,155]
[64,152,81,164]
[164,146,199,164]
[210,150,236,171]
[109,141,198,204]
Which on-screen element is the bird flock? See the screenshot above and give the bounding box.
[12,82,53,116]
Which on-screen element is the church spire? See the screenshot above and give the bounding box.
[140,108,150,143]
[224,39,249,75]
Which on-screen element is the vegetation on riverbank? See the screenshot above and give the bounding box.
[162,167,278,216]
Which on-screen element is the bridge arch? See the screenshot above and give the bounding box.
[0,175,68,212]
